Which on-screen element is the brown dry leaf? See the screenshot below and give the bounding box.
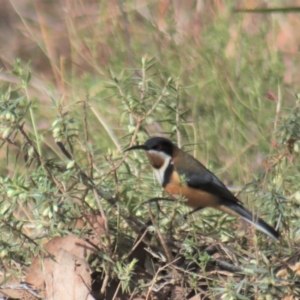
[189,294,201,300]
[0,273,40,299]
[25,234,96,290]
[45,248,95,300]
[282,297,294,300]
[0,284,40,300]
[0,280,24,299]
[24,215,106,299]
[26,215,106,291]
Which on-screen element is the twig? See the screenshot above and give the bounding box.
[90,104,121,152]
[146,84,169,117]
[124,227,149,261]
[1,219,41,248]
[0,283,41,298]
[111,281,122,300]
[92,188,113,295]
[82,99,94,178]
[148,204,173,263]
[273,83,282,131]
[145,258,180,300]
[101,262,112,295]
[214,259,243,273]
[117,0,135,70]
[93,188,110,241]
[18,124,64,193]
[175,78,182,148]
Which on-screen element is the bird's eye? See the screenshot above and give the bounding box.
[156,144,162,150]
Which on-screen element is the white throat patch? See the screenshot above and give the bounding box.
[148,150,172,186]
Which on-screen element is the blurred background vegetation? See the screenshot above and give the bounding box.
[0,0,299,181]
[0,0,299,177]
[1,0,300,299]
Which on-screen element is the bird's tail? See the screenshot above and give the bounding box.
[219,202,279,241]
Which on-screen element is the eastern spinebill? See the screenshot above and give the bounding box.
[125,137,279,241]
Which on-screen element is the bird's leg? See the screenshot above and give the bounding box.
[173,206,205,226]
[183,206,204,220]
[139,197,174,217]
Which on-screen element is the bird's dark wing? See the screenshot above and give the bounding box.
[186,170,241,204]
[176,153,241,204]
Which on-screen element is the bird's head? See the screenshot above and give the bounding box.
[125,137,174,169]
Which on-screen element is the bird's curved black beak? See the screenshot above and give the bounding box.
[124,144,147,152]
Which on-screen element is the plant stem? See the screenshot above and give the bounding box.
[24,85,41,156]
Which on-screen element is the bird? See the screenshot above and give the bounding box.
[125,136,279,241]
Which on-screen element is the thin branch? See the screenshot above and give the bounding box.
[90,104,121,152]
[148,204,173,263]
[18,124,64,193]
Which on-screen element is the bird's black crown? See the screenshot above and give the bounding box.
[144,137,174,156]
